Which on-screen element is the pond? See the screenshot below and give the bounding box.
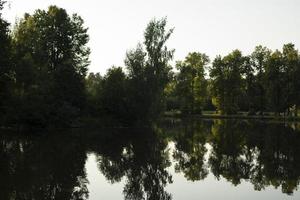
[1,119,300,200]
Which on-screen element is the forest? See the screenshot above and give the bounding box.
[1,2,300,128]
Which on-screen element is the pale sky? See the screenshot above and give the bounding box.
[2,0,300,74]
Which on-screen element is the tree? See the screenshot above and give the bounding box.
[282,43,300,116]
[12,6,90,126]
[250,46,271,114]
[241,55,257,114]
[85,72,103,117]
[0,0,13,124]
[101,67,128,122]
[125,44,148,122]
[175,52,209,114]
[210,50,245,114]
[143,17,174,119]
[125,18,174,122]
[265,50,285,115]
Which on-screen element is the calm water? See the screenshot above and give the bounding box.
[1,119,300,200]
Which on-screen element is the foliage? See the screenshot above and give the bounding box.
[175,52,209,114]
[0,0,13,124]
[209,50,245,114]
[1,3,300,128]
[11,6,90,127]
[126,18,174,122]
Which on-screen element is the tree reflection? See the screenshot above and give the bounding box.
[0,132,88,200]
[1,120,300,199]
[249,123,300,194]
[207,120,300,195]
[91,128,172,200]
[163,118,300,195]
[171,119,211,181]
[208,120,254,185]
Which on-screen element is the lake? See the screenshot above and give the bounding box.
[1,119,300,199]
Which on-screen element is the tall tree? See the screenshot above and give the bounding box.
[101,67,128,122]
[175,52,209,114]
[85,72,103,117]
[282,43,300,116]
[265,50,285,115]
[250,46,271,114]
[125,44,148,122]
[0,0,13,124]
[210,50,245,114]
[143,17,174,119]
[12,6,90,126]
[126,18,174,122]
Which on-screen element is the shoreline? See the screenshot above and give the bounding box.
[164,112,300,121]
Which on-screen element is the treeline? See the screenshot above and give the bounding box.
[87,43,300,119]
[1,2,300,128]
[0,3,91,127]
[164,44,300,116]
[0,3,173,127]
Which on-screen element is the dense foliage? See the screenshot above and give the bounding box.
[83,18,175,125]
[1,3,300,128]
[208,45,300,115]
[1,4,90,127]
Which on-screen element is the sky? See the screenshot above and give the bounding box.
[2,0,300,74]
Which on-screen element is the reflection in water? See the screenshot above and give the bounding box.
[0,120,300,199]
[169,119,300,195]
[90,128,172,200]
[0,132,88,200]
[171,119,211,181]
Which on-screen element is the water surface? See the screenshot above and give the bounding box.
[1,119,300,199]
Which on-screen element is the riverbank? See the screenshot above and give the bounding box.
[164,111,300,121]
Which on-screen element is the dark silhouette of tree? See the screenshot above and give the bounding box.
[250,45,271,114]
[0,0,13,125]
[12,6,90,127]
[85,72,103,117]
[125,18,174,123]
[100,67,128,123]
[264,50,286,115]
[282,43,300,116]
[1,2,300,127]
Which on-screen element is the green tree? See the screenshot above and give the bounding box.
[0,0,13,124]
[250,45,271,114]
[282,43,300,116]
[12,6,90,126]
[126,18,174,122]
[210,50,245,114]
[265,50,285,115]
[143,17,174,119]
[125,44,148,122]
[85,72,103,117]
[175,52,209,114]
[241,55,257,113]
[101,67,128,122]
